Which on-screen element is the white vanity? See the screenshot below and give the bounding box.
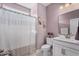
[53,37,79,56]
[56,8,79,56]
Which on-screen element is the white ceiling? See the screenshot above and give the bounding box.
[41,3,51,7]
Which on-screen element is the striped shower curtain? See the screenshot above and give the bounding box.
[0,8,36,55]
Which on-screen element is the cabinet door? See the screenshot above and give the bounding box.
[53,44,63,56]
[53,43,79,56]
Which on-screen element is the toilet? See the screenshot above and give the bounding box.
[41,38,52,56]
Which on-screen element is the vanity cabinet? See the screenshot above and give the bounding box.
[53,44,63,56]
[53,38,79,56]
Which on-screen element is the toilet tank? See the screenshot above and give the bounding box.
[46,38,53,45]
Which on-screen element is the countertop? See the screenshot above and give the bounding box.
[53,37,79,45]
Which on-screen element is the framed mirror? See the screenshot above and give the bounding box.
[58,9,79,38]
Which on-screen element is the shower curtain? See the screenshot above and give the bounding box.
[0,8,36,55]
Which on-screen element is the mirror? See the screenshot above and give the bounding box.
[58,9,79,38]
[70,18,79,36]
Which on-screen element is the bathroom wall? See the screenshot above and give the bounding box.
[46,3,63,36]
[59,3,79,15]
[36,3,46,49]
[46,3,79,36]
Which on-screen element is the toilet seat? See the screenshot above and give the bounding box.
[41,44,51,51]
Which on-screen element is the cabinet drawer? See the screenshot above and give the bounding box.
[53,43,79,56]
[53,39,79,51]
[62,47,79,56]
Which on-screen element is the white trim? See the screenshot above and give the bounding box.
[2,4,30,15]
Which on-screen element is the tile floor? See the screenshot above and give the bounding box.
[32,49,52,56]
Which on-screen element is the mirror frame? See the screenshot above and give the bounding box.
[58,9,79,35]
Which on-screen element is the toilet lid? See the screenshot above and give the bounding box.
[41,44,51,49]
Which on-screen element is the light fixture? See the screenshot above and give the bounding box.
[59,6,64,9]
[65,3,71,7]
[59,3,72,10]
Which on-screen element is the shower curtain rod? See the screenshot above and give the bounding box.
[0,7,36,19]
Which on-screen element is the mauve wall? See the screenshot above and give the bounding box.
[36,4,46,49]
[59,3,79,15]
[46,3,79,36]
[46,3,63,36]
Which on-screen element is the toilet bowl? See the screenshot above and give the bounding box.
[41,44,51,56]
[41,38,52,56]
